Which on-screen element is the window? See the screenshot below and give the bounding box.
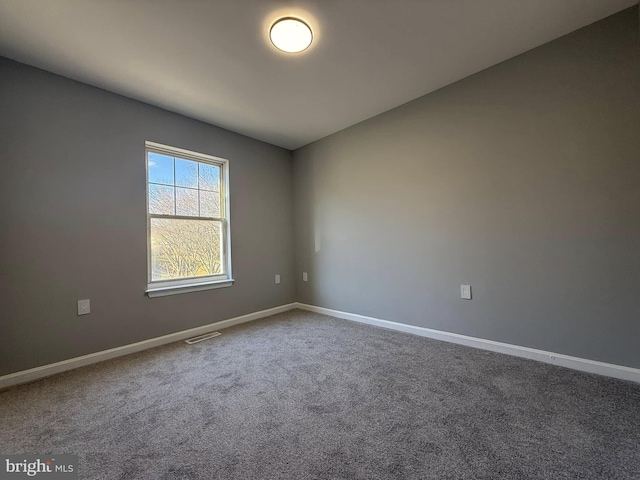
[145,141,232,297]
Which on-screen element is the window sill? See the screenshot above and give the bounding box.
[146,279,234,298]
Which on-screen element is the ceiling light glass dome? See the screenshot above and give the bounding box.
[270,17,313,53]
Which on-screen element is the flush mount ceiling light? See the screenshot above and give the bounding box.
[269,17,313,53]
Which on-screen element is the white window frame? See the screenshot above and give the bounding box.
[145,141,233,298]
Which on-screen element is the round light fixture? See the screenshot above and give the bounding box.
[269,17,313,53]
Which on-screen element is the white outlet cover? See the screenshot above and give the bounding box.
[302,272,308,282]
[275,274,281,284]
[461,285,472,300]
[77,299,91,315]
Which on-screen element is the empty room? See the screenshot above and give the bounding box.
[1,1,639,478]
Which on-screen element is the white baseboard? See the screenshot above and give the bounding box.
[5,302,637,389]
[0,303,297,390]
[296,303,640,383]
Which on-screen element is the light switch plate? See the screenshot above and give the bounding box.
[275,274,281,284]
[302,272,308,282]
[461,285,472,300]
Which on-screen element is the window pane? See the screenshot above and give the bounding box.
[175,158,198,188]
[148,184,174,215]
[199,163,220,191]
[150,218,223,281]
[200,190,220,218]
[148,152,174,185]
[176,187,199,216]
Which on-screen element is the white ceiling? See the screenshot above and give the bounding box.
[0,0,636,150]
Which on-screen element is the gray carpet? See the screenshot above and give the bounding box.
[1,309,639,479]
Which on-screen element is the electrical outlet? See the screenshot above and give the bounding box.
[275,274,281,284]
[461,285,472,300]
[77,299,91,315]
[302,272,308,282]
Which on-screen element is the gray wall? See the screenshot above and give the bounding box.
[293,8,640,368]
[0,58,295,376]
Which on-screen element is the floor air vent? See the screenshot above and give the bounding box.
[185,332,221,345]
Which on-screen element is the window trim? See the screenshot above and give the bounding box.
[145,141,233,297]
